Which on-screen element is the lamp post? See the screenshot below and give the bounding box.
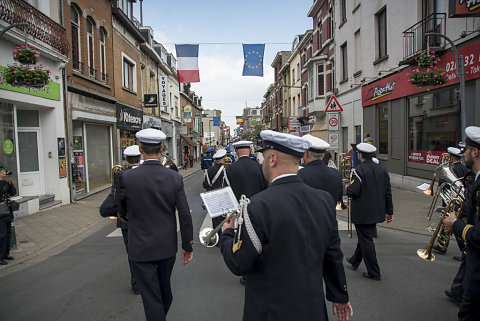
[425,33,466,140]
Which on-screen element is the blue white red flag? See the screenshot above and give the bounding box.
[176,44,200,83]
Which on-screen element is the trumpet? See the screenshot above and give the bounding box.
[199,210,238,247]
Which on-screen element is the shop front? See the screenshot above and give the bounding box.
[161,119,174,158]
[117,104,143,167]
[361,37,480,190]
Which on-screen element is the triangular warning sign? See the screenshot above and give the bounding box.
[325,95,343,112]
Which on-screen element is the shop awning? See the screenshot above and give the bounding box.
[181,135,194,146]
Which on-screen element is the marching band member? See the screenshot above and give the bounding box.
[118,128,193,321]
[444,126,480,320]
[100,145,141,294]
[345,142,393,281]
[220,130,352,321]
[299,135,343,203]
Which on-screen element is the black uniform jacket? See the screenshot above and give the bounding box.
[226,156,267,200]
[346,159,393,224]
[203,163,226,191]
[119,160,193,262]
[0,180,16,221]
[453,173,480,298]
[298,160,343,202]
[453,161,469,180]
[99,166,134,229]
[220,175,349,321]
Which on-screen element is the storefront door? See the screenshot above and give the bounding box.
[17,129,42,196]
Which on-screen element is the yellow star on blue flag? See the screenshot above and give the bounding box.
[242,44,264,77]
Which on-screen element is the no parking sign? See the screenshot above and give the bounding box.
[328,113,340,131]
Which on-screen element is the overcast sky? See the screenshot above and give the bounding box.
[140,1,312,130]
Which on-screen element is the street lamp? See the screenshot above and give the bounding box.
[425,32,466,140]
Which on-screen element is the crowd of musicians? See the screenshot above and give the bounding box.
[99,125,480,321]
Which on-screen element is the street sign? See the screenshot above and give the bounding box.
[288,116,301,132]
[300,125,311,132]
[328,131,339,149]
[328,113,340,131]
[325,95,343,112]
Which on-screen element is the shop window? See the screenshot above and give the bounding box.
[0,103,18,189]
[18,132,39,172]
[378,103,389,155]
[17,110,39,127]
[408,89,460,165]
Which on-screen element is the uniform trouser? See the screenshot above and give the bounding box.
[458,254,480,321]
[5,220,12,257]
[458,296,480,320]
[132,256,176,321]
[120,228,137,291]
[0,218,7,259]
[450,253,466,298]
[350,224,380,277]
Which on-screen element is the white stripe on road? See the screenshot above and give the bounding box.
[106,228,122,237]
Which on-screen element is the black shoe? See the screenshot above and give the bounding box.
[362,272,381,281]
[4,256,13,260]
[132,288,140,295]
[445,290,462,306]
[452,255,463,262]
[433,245,446,255]
[240,276,246,285]
[0,260,8,265]
[346,257,359,271]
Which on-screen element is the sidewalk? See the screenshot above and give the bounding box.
[0,162,201,275]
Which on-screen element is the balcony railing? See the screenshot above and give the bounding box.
[402,13,446,62]
[0,0,69,55]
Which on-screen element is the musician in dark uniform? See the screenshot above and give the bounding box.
[203,149,229,240]
[220,130,352,321]
[299,135,342,203]
[434,146,469,257]
[346,142,393,281]
[201,150,214,170]
[444,126,480,320]
[100,145,141,294]
[226,140,267,200]
[118,128,193,321]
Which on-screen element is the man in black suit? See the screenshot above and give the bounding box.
[299,134,343,203]
[0,167,16,265]
[100,145,141,294]
[118,128,193,321]
[444,126,480,321]
[346,142,393,281]
[220,130,353,321]
[226,140,267,200]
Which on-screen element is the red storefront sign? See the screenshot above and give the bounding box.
[408,150,445,165]
[362,40,480,107]
[449,0,480,17]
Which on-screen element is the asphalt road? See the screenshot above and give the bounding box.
[0,171,462,321]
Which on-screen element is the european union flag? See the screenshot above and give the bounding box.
[242,44,264,77]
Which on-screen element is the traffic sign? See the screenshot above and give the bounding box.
[328,113,340,131]
[325,95,343,112]
[328,131,339,149]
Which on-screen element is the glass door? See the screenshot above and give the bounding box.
[17,130,42,195]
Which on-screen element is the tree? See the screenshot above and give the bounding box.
[242,122,262,143]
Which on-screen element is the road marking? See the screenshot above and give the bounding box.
[107,228,122,237]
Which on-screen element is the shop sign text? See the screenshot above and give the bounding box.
[408,150,444,165]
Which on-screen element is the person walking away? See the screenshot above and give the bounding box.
[345,143,393,281]
[118,128,193,321]
[220,130,353,321]
[0,167,16,265]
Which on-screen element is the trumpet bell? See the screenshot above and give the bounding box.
[199,227,219,247]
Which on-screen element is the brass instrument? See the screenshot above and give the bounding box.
[424,161,465,221]
[160,155,178,172]
[112,165,128,223]
[338,153,352,182]
[199,210,238,247]
[417,197,463,261]
[347,197,352,238]
[327,159,337,169]
[224,155,232,167]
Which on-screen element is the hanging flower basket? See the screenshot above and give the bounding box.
[1,64,50,88]
[12,44,41,65]
[407,50,448,87]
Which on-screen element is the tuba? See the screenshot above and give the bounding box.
[160,154,178,172]
[338,153,352,182]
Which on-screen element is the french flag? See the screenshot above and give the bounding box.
[175,44,200,83]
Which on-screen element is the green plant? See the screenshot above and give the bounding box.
[12,44,41,65]
[1,64,50,88]
[407,50,448,87]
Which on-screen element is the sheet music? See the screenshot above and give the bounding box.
[200,186,239,218]
[417,183,430,191]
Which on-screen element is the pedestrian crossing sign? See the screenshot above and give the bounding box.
[325,95,343,112]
